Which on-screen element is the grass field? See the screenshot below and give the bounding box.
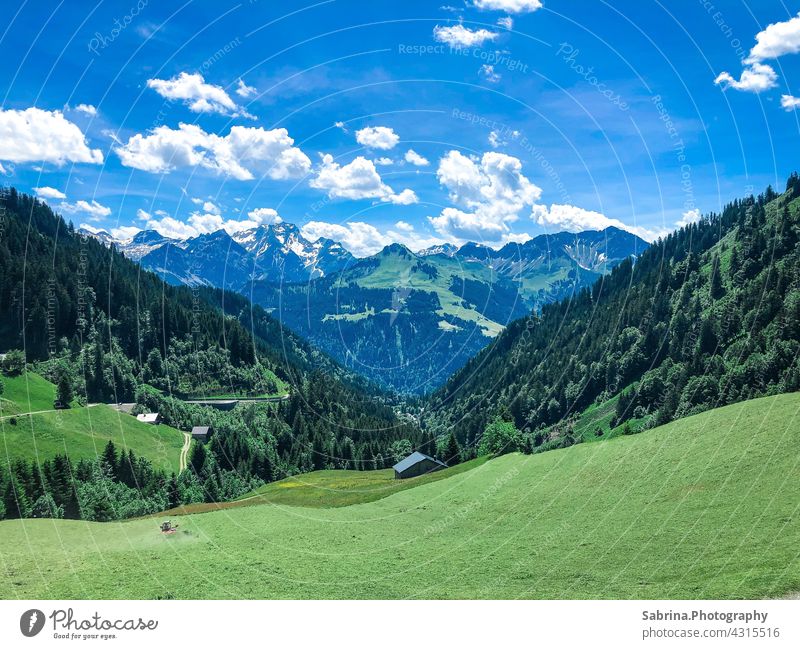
[0,373,184,473]
[0,371,63,415]
[1,393,798,599]
[162,456,489,514]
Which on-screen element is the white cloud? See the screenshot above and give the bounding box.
[334,120,348,132]
[388,188,419,205]
[74,104,97,115]
[675,208,702,227]
[301,220,447,257]
[247,207,282,225]
[532,204,667,242]
[487,128,520,148]
[34,186,66,199]
[144,205,283,239]
[136,208,151,221]
[111,225,141,240]
[746,12,800,63]
[715,14,800,94]
[58,199,112,221]
[115,123,312,181]
[235,78,257,98]
[405,149,430,166]
[473,0,542,13]
[0,107,103,165]
[301,221,390,257]
[374,157,394,166]
[202,200,221,215]
[480,64,501,83]
[781,94,800,110]
[355,126,400,150]
[146,72,254,118]
[145,215,199,239]
[714,63,777,93]
[394,220,414,232]
[430,150,541,241]
[433,24,499,48]
[497,16,514,29]
[310,154,418,204]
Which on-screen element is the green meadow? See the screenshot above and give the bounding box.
[1,373,184,473]
[1,392,798,599]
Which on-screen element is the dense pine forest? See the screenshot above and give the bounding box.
[0,188,425,521]
[425,177,800,449]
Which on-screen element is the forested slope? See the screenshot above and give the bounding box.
[425,177,800,449]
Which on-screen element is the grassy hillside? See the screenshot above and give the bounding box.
[1,393,798,599]
[0,372,63,415]
[1,373,184,473]
[162,456,489,513]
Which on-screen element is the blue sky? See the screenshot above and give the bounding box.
[2,0,800,255]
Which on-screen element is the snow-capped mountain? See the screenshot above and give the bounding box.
[117,229,178,261]
[82,221,355,287]
[232,222,354,281]
[418,243,458,257]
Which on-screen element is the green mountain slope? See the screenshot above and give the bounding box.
[0,188,423,522]
[1,393,797,599]
[1,372,184,473]
[426,179,800,447]
[248,228,646,394]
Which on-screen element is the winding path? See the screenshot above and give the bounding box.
[178,432,191,473]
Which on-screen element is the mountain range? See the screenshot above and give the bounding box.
[80,221,647,393]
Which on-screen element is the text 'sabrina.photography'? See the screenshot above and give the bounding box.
[0,1,799,647]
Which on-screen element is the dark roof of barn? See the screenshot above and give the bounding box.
[392,451,447,473]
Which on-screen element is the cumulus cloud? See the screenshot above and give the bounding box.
[0,107,103,165]
[247,207,282,225]
[310,154,418,204]
[715,13,800,94]
[115,123,312,181]
[405,149,430,166]
[714,63,777,93]
[146,72,254,118]
[374,157,394,166]
[58,199,112,221]
[136,208,151,221]
[781,94,800,110]
[429,150,541,241]
[746,12,800,63]
[145,205,283,239]
[473,0,542,13]
[497,16,514,29]
[34,186,66,199]
[355,126,400,150]
[111,225,141,240]
[532,204,666,242]
[202,200,220,215]
[235,78,257,98]
[74,104,97,115]
[675,208,702,227]
[301,220,447,257]
[433,24,498,48]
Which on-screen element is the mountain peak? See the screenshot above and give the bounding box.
[380,242,414,256]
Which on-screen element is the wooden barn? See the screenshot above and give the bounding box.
[191,426,212,443]
[392,451,447,479]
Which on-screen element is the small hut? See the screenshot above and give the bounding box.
[191,426,212,443]
[136,412,162,425]
[392,452,447,479]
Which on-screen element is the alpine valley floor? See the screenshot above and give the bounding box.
[1,393,798,599]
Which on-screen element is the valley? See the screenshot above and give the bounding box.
[1,393,797,599]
